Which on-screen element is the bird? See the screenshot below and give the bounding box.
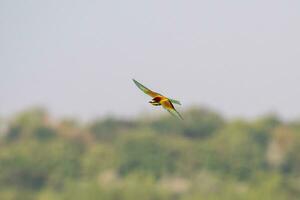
[132,79,183,120]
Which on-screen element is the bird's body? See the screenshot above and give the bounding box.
[133,79,183,120]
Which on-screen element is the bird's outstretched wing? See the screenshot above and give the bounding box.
[161,100,183,120]
[132,79,160,97]
[168,98,181,105]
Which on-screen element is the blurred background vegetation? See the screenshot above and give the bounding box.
[0,106,300,200]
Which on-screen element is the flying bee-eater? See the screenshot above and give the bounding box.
[132,79,183,120]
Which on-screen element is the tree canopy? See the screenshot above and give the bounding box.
[0,107,299,200]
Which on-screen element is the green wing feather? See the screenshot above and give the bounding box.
[132,79,159,97]
[169,98,181,105]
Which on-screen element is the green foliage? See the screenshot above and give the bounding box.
[89,118,136,141]
[5,124,22,142]
[181,107,225,138]
[0,106,299,199]
[33,126,56,141]
[117,132,175,177]
[201,121,266,180]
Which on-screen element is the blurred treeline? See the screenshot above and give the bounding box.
[0,107,300,200]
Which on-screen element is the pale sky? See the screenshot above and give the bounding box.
[1,0,300,120]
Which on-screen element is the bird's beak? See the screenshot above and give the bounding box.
[149,100,155,104]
